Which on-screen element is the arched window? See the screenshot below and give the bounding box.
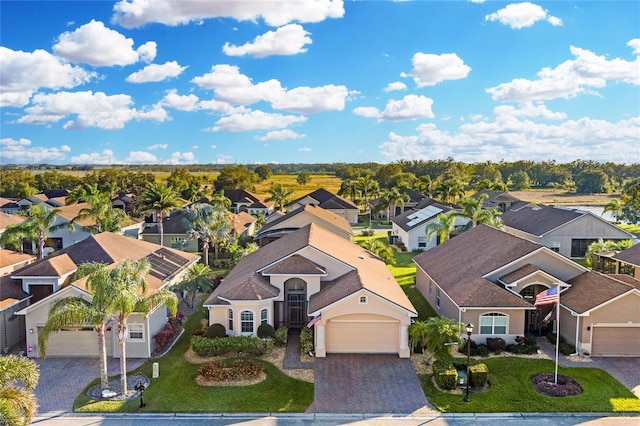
[479,313,508,335]
[241,310,254,334]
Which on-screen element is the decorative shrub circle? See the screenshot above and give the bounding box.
[531,373,582,397]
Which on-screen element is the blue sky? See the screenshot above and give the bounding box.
[1,1,638,166]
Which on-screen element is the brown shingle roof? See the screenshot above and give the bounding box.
[562,271,639,313]
[612,243,640,267]
[499,264,540,284]
[257,204,352,238]
[0,212,24,229]
[263,254,327,275]
[413,225,538,308]
[12,253,77,277]
[288,188,357,210]
[0,249,35,269]
[0,275,30,308]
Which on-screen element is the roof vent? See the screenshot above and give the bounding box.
[358,254,365,259]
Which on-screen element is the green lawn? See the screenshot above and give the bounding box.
[421,357,640,413]
[74,309,313,413]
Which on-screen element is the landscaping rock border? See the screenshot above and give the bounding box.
[86,372,150,401]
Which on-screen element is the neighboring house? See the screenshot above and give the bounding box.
[141,208,257,251]
[15,232,199,358]
[390,198,458,251]
[371,188,426,221]
[254,204,353,246]
[0,198,20,214]
[0,249,35,276]
[0,212,25,237]
[471,190,534,213]
[111,193,136,215]
[592,243,640,280]
[287,188,359,225]
[204,223,417,358]
[413,224,640,356]
[500,205,633,258]
[0,275,31,352]
[224,189,274,216]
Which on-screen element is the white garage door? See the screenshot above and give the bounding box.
[326,317,399,354]
[39,328,114,357]
[591,326,640,357]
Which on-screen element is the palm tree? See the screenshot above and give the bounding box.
[409,316,461,362]
[379,188,410,219]
[453,194,496,228]
[337,179,358,204]
[172,263,214,308]
[67,193,127,234]
[182,204,232,266]
[425,211,457,244]
[97,259,178,395]
[0,222,31,253]
[209,190,231,210]
[603,199,622,223]
[434,179,464,203]
[265,183,294,212]
[140,183,181,247]
[355,175,379,211]
[66,183,101,205]
[359,239,396,266]
[0,355,39,426]
[17,203,60,259]
[414,176,433,197]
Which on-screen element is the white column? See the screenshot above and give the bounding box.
[315,323,326,357]
[399,323,410,358]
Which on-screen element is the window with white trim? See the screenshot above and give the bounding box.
[260,308,268,324]
[241,310,254,333]
[128,323,144,341]
[418,236,427,248]
[479,313,508,335]
[549,242,560,253]
[228,309,233,331]
[359,295,367,304]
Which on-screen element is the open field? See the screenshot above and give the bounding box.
[510,190,619,206]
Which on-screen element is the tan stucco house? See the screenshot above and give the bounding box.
[286,188,359,225]
[15,232,199,358]
[204,223,417,358]
[413,224,640,356]
[500,205,633,259]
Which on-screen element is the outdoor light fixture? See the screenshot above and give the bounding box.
[29,329,34,334]
[463,323,473,403]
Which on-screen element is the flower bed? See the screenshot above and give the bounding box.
[531,373,583,397]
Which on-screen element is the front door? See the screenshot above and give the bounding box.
[284,278,307,329]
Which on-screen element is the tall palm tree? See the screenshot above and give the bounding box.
[68,193,127,234]
[379,188,410,219]
[453,194,493,228]
[0,222,31,253]
[425,211,457,244]
[434,178,464,203]
[66,183,101,205]
[17,203,60,259]
[209,190,232,210]
[414,175,433,197]
[95,259,178,395]
[182,204,232,265]
[0,355,39,426]
[172,263,214,308]
[265,183,294,212]
[355,175,379,211]
[603,199,622,223]
[140,183,181,247]
[337,179,358,204]
[359,239,396,266]
[409,316,461,362]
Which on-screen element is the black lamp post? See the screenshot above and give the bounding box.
[463,323,473,403]
[134,381,146,408]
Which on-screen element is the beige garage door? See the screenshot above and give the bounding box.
[39,328,114,357]
[591,326,640,356]
[326,317,399,354]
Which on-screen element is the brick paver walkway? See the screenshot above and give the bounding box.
[283,333,313,370]
[35,357,146,414]
[306,354,438,414]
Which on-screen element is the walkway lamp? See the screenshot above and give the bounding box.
[463,323,473,403]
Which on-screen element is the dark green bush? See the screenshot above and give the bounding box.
[469,363,488,387]
[475,344,490,357]
[300,327,314,355]
[458,338,476,355]
[432,360,457,390]
[257,323,275,339]
[197,359,264,382]
[274,326,288,346]
[191,335,272,357]
[486,337,506,352]
[559,342,575,356]
[206,323,226,338]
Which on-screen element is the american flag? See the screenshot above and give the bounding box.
[534,286,559,306]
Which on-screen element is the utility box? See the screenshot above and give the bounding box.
[152,362,159,379]
[457,369,468,387]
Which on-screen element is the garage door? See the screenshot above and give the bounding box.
[591,326,640,356]
[38,328,114,357]
[326,316,399,354]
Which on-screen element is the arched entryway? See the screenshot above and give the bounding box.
[520,284,555,336]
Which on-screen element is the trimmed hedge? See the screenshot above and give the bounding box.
[198,358,265,382]
[274,326,288,347]
[300,327,313,355]
[257,323,275,339]
[191,335,273,357]
[206,323,226,338]
[432,360,458,390]
[469,363,488,387]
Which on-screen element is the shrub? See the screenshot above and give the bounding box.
[486,337,506,352]
[198,359,265,382]
[559,342,575,356]
[206,323,227,338]
[506,334,539,355]
[432,360,457,390]
[274,326,288,347]
[469,363,488,388]
[192,328,207,337]
[360,229,375,237]
[475,344,490,357]
[191,335,272,357]
[257,323,275,339]
[153,321,181,354]
[300,327,314,355]
[458,338,476,356]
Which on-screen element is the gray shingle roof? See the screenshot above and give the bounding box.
[500,205,585,236]
[391,198,451,232]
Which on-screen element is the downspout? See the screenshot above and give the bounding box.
[147,314,151,358]
[574,315,580,355]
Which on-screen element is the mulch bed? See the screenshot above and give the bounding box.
[531,373,583,397]
[86,372,150,401]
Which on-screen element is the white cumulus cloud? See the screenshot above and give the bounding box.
[209,110,307,132]
[53,20,156,66]
[158,89,200,111]
[256,129,306,141]
[403,52,471,87]
[112,0,345,28]
[223,24,312,58]
[485,2,562,29]
[0,47,95,107]
[126,61,187,83]
[353,95,434,122]
[487,42,640,102]
[271,85,349,113]
[147,143,168,150]
[69,149,115,165]
[124,151,158,164]
[0,137,71,164]
[163,151,196,165]
[384,81,407,92]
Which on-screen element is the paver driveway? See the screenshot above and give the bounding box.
[306,354,437,414]
[35,357,145,414]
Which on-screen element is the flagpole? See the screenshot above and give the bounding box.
[554,290,560,384]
